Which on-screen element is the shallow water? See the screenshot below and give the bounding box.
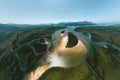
[96,41,120,51]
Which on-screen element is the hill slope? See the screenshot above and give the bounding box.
[0,26,120,80]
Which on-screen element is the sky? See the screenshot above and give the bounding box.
[0,0,120,24]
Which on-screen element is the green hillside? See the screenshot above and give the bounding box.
[0,26,120,80]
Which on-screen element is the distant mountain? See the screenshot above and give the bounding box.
[0,21,96,29]
[57,21,96,26]
[0,24,18,31]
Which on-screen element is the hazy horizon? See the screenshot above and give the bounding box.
[0,0,120,24]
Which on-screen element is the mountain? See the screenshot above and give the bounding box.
[57,21,96,26]
[0,21,95,29]
[0,24,18,32]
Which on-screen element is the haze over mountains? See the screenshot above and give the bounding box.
[0,21,95,32]
[1,21,120,30]
[0,21,95,28]
[54,21,95,26]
